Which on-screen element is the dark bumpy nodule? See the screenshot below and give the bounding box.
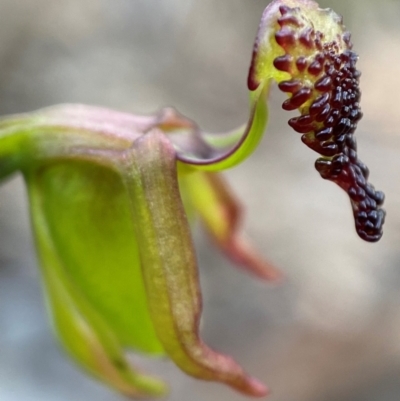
[274,5,385,242]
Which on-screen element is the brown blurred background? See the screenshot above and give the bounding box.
[0,1,400,400]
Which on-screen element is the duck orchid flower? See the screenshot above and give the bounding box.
[0,0,385,398]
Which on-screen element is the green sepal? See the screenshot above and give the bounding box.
[25,160,165,354]
[26,171,167,398]
[120,130,268,397]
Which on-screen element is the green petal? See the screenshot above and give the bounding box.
[26,172,167,398]
[26,160,164,354]
[120,130,268,397]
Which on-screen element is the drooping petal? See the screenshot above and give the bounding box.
[120,130,268,397]
[180,171,281,281]
[26,172,167,398]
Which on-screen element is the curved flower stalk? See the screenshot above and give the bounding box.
[0,0,385,399]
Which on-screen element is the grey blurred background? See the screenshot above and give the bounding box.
[0,1,400,400]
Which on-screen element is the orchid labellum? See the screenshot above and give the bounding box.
[0,0,385,398]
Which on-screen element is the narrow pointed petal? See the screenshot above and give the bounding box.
[121,130,268,397]
[26,175,167,398]
[181,171,282,282]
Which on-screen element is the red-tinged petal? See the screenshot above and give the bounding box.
[181,171,282,282]
[120,130,268,397]
[223,234,282,283]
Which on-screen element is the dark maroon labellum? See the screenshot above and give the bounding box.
[273,54,293,72]
[272,5,386,242]
[282,87,312,110]
[275,27,296,47]
[296,57,308,72]
[278,79,302,93]
[315,75,332,92]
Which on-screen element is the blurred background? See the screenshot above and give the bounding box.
[0,0,400,400]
